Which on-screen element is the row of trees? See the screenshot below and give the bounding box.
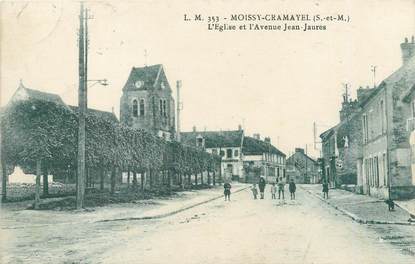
[0,99,221,206]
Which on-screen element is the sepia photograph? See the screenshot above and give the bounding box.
[1,0,415,263]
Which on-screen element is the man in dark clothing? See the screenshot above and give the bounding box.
[224,182,231,201]
[258,177,266,199]
[322,181,329,199]
[289,179,296,200]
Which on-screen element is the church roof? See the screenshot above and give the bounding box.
[181,130,244,148]
[122,64,171,92]
[9,82,67,107]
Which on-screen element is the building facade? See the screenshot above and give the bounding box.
[120,64,175,140]
[242,135,286,184]
[359,37,415,199]
[286,148,319,184]
[181,127,244,182]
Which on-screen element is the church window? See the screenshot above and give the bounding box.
[132,99,138,117]
[163,100,167,117]
[139,99,145,116]
[159,99,163,116]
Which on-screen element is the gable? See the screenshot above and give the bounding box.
[122,64,172,93]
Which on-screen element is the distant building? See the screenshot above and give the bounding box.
[120,64,175,140]
[286,148,319,184]
[181,127,244,182]
[242,135,286,184]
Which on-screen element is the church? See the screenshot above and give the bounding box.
[120,64,176,140]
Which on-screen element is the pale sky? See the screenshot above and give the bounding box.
[1,0,415,157]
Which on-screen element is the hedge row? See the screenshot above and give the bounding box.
[1,99,220,176]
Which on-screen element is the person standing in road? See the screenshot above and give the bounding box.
[258,177,266,199]
[224,182,232,201]
[289,179,296,200]
[270,183,277,199]
[277,177,285,200]
[251,184,258,199]
[322,181,329,199]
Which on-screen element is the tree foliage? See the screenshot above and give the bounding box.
[1,99,220,176]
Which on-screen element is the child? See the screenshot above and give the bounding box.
[224,182,232,201]
[251,184,258,199]
[277,177,285,200]
[289,179,296,200]
[385,198,395,211]
[322,181,329,199]
[270,183,277,199]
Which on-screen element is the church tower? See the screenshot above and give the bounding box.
[120,64,175,140]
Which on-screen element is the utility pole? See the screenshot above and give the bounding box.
[76,2,86,209]
[176,80,182,142]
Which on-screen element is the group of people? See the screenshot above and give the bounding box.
[250,177,297,200]
[224,178,331,202]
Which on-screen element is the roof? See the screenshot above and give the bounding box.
[242,136,286,156]
[68,105,118,123]
[9,82,67,107]
[319,126,337,140]
[181,130,244,148]
[122,64,171,92]
[287,151,316,165]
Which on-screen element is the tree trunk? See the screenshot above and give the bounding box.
[100,167,105,191]
[213,170,216,186]
[208,171,211,186]
[149,169,153,187]
[187,173,191,188]
[200,171,204,185]
[110,166,116,194]
[1,153,7,202]
[42,166,49,196]
[168,170,172,189]
[127,170,131,188]
[141,170,145,191]
[34,160,41,209]
[133,171,138,191]
[194,172,198,186]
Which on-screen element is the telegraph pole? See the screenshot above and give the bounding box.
[76,2,86,209]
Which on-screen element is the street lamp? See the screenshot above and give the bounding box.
[87,79,108,88]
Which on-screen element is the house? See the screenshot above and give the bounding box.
[286,148,319,184]
[320,87,368,189]
[242,135,286,184]
[181,127,244,182]
[358,36,415,199]
[120,64,175,140]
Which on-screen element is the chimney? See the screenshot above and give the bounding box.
[192,126,197,132]
[295,148,305,154]
[264,137,271,143]
[400,36,415,65]
[253,133,260,140]
[238,124,242,131]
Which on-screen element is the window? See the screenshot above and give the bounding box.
[412,99,415,118]
[163,100,167,117]
[234,149,239,157]
[132,99,138,117]
[226,149,232,158]
[212,149,218,155]
[159,99,163,116]
[362,114,368,143]
[220,150,225,157]
[374,156,379,187]
[139,99,145,116]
